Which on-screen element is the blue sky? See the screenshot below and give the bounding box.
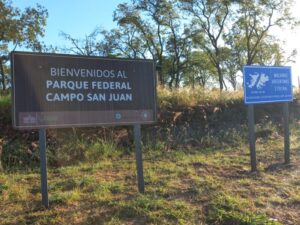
[12,0,126,47]
[10,0,300,85]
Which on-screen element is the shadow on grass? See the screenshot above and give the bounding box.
[264,162,299,172]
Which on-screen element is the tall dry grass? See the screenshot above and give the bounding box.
[157,86,243,109]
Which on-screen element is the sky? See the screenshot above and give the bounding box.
[11,0,300,87]
[11,0,124,47]
[276,0,300,87]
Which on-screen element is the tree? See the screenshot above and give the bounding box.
[221,48,240,90]
[163,1,193,88]
[114,0,196,88]
[60,29,104,56]
[114,0,170,86]
[229,0,298,67]
[166,26,193,88]
[101,26,148,58]
[57,0,298,91]
[180,0,232,91]
[0,0,48,90]
[183,51,216,88]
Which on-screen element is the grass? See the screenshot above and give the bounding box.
[0,92,10,107]
[0,92,11,126]
[1,124,300,224]
[157,86,243,109]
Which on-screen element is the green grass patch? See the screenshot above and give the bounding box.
[207,193,282,225]
[114,194,194,224]
[0,92,10,107]
[85,140,121,161]
[0,142,299,224]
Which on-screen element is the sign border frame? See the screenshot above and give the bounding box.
[243,65,293,105]
[11,51,157,129]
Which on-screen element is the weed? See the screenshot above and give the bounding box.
[49,188,81,205]
[77,176,93,189]
[53,137,86,166]
[1,139,40,170]
[105,217,123,225]
[84,140,120,161]
[6,181,29,202]
[0,183,8,194]
[0,92,10,108]
[143,139,167,152]
[52,178,77,191]
[67,188,82,203]
[49,193,68,204]
[206,193,282,225]
[157,86,243,109]
[289,192,300,205]
[116,194,193,224]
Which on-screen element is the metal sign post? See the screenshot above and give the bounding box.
[247,104,257,171]
[39,128,49,208]
[243,66,293,170]
[283,102,290,164]
[134,124,145,193]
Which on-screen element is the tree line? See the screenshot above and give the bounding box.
[0,0,298,91]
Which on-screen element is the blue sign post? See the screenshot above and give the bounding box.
[243,66,293,171]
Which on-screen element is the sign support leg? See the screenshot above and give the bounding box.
[248,104,257,172]
[134,124,145,193]
[283,102,290,164]
[39,128,49,208]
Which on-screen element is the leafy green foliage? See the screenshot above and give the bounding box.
[227,0,296,67]
[0,0,48,90]
[0,0,48,51]
[0,92,10,107]
[0,92,10,123]
[83,0,297,89]
[0,183,8,194]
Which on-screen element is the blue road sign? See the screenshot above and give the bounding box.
[243,66,293,104]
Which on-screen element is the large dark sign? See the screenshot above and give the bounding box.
[11,52,157,129]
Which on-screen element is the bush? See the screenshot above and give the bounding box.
[85,140,120,162]
[1,139,40,170]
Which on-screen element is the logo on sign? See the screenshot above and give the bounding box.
[247,72,269,89]
[243,66,292,104]
[23,114,37,124]
[115,113,122,120]
[142,111,148,119]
